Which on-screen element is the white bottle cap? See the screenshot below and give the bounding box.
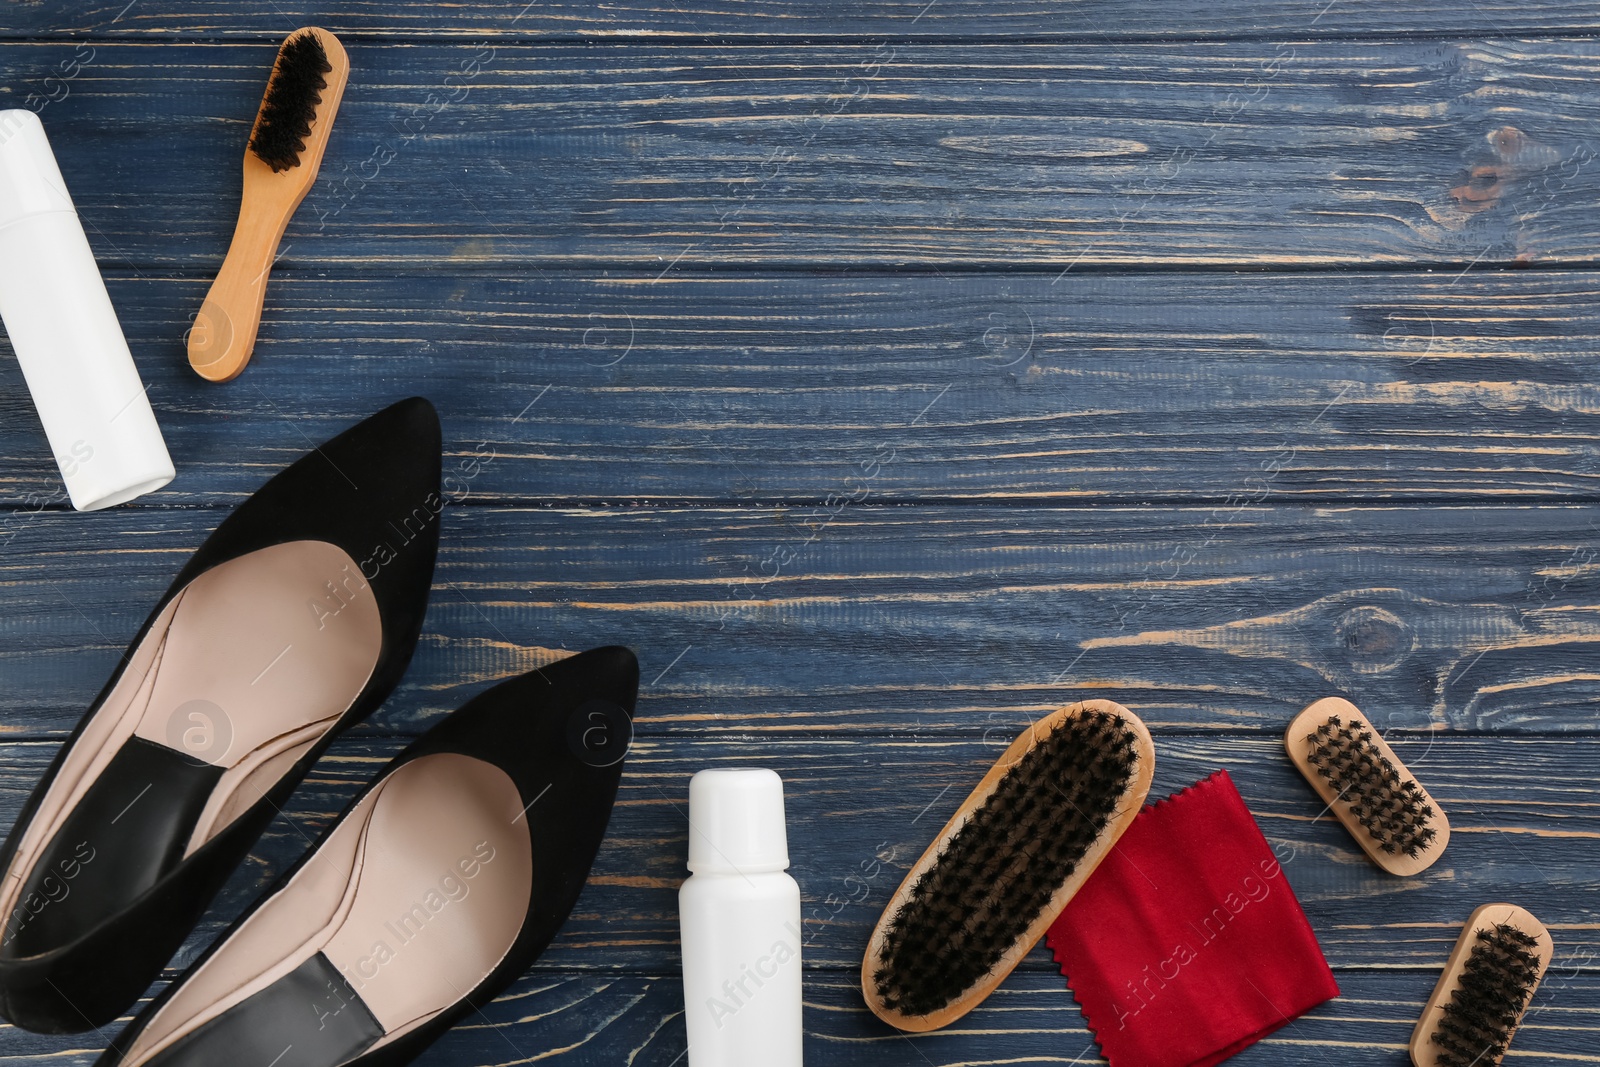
[687,768,790,874]
[0,110,175,511]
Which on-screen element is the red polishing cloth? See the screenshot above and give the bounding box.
[1045,770,1339,1067]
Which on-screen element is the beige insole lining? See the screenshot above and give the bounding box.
[0,541,382,933]
[121,753,533,1065]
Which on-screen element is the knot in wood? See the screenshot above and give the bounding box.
[1333,605,1413,675]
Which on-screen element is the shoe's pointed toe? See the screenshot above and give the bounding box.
[182,396,442,617]
[573,644,641,702]
[312,396,442,503]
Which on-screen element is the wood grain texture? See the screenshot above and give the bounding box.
[0,735,1594,1062]
[2,3,1598,1064]
[8,0,1600,41]
[6,40,1600,269]
[6,268,1600,507]
[6,505,1600,738]
[4,970,1597,1066]
[0,734,1594,974]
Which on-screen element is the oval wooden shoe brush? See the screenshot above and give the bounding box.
[188,27,348,382]
[862,700,1154,1032]
[1286,696,1449,876]
[1410,903,1553,1067]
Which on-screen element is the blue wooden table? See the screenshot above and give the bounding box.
[2,2,1599,1063]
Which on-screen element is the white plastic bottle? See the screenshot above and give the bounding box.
[679,768,803,1067]
[0,109,174,511]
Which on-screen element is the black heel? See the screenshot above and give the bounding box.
[0,398,443,1034]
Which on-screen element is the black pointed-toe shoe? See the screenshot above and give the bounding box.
[95,645,639,1067]
[0,398,443,1034]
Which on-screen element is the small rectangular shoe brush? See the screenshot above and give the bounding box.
[1286,696,1449,876]
[188,27,348,382]
[1410,903,1553,1067]
[862,700,1154,1032]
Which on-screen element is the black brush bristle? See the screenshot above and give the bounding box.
[872,709,1139,1018]
[1430,924,1542,1066]
[248,32,332,172]
[1304,714,1436,857]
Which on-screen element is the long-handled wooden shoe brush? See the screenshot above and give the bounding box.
[1410,903,1553,1066]
[862,700,1154,1032]
[188,27,348,382]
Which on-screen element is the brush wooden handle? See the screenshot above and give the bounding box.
[189,27,348,383]
[1408,903,1552,1067]
[862,699,1155,1032]
[1285,696,1449,876]
[188,174,292,382]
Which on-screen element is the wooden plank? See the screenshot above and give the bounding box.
[4,505,1600,739]
[377,969,1600,1067]
[8,0,1600,42]
[0,735,1594,975]
[5,969,1596,1066]
[591,732,1600,971]
[0,19,1594,1067]
[6,40,1600,270]
[10,968,1600,1066]
[7,269,1600,508]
